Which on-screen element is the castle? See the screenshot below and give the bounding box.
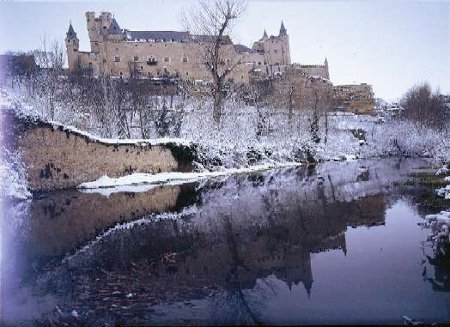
[65,11,374,114]
[65,11,330,82]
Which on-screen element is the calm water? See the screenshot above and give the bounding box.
[1,158,450,325]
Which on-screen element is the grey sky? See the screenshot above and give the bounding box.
[0,0,448,101]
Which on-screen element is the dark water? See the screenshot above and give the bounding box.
[1,159,450,325]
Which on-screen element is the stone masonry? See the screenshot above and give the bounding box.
[10,114,195,191]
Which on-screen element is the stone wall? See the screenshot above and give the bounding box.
[8,113,195,191]
[258,67,333,110]
[253,68,375,115]
[331,83,376,115]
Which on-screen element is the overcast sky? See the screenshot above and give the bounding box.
[0,0,448,101]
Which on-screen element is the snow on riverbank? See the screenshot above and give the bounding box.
[48,121,192,147]
[435,166,450,200]
[78,162,302,196]
[424,211,450,244]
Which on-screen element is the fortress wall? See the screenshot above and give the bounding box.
[13,117,195,191]
[331,83,376,115]
[254,68,375,115]
[299,66,329,80]
[263,68,334,110]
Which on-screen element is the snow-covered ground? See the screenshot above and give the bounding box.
[1,84,449,198]
[423,211,450,245]
[436,167,450,200]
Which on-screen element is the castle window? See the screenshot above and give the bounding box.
[186,72,189,76]
[134,55,139,62]
[274,49,278,54]
[114,56,120,62]
[103,59,106,63]
[182,55,188,63]
[164,56,170,63]
[147,56,157,65]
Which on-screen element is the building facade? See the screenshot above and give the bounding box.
[65,11,296,83]
[65,11,375,114]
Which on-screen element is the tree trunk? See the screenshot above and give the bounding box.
[213,91,223,125]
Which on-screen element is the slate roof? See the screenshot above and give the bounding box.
[234,44,252,53]
[191,34,232,44]
[66,23,77,39]
[108,18,122,34]
[126,31,191,42]
[279,21,287,35]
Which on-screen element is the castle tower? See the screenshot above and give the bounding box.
[263,29,268,39]
[278,21,291,65]
[86,11,101,53]
[324,58,330,80]
[65,23,79,72]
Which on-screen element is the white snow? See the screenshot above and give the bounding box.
[436,165,449,176]
[78,162,302,194]
[435,168,450,200]
[436,184,450,200]
[424,211,450,243]
[48,121,192,147]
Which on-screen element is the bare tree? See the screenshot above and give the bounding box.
[183,0,246,125]
[400,82,448,129]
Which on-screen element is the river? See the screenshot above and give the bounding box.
[1,158,449,325]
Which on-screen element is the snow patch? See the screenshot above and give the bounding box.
[423,211,450,243]
[77,162,302,194]
[48,120,192,147]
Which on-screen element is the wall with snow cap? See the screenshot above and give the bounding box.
[15,116,196,191]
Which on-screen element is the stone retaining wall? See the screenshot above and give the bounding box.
[4,111,195,191]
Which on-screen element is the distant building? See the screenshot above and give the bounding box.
[65,11,294,83]
[65,11,374,114]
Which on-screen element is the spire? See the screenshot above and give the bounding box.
[66,23,77,39]
[324,57,328,67]
[279,20,287,36]
[263,29,268,39]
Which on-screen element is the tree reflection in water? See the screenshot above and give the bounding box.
[2,158,450,325]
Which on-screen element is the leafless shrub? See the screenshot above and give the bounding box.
[400,82,448,129]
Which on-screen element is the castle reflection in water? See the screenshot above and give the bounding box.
[2,158,445,325]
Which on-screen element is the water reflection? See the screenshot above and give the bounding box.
[2,158,450,325]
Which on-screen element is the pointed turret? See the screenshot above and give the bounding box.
[279,20,287,36]
[324,57,328,67]
[263,29,268,39]
[65,22,80,73]
[303,280,313,298]
[66,23,77,39]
